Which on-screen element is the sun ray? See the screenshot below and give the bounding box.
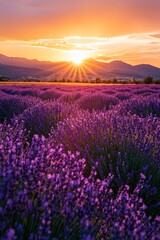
[77,66,82,82]
[62,63,74,80]
[67,65,76,82]
[72,66,78,82]
[83,62,98,77]
[80,65,90,83]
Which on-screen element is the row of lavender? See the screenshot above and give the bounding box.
[0,84,160,239]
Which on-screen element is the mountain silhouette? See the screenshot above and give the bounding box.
[0,54,160,80]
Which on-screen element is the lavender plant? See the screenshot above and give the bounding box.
[39,89,62,100]
[0,122,160,239]
[20,100,78,138]
[0,93,42,123]
[1,86,39,96]
[115,92,132,100]
[77,93,119,111]
[51,110,160,214]
[60,92,82,104]
[114,95,160,117]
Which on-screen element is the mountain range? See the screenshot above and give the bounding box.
[0,54,160,81]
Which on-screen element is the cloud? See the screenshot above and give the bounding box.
[1,32,160,66]
[2,32,160,52]
[94,55,112,62]
[32,39,92,51]
[149,33,160,39]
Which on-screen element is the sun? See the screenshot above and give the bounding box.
[69,50,87,65]
[72,55,84,65]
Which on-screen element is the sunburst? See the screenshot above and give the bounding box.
[69,50,88,65]
[61,50,98,82]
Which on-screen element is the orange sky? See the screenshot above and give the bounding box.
[0,0,160,66]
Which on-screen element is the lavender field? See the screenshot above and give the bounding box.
[0,83,160,239]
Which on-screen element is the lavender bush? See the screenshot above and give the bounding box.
[114,95,160,117]
[103,90,116,95]
[60,92,82,104]
[0,122,160,239]
[1,86,39,96]
[0,93,42,123]
[115,92,132,100]
[1,87,18,95]
[18,88,40,97]
[39,89,62,100]
[51,110,160,214]
[20,100,78,138]
[77,93,119,111]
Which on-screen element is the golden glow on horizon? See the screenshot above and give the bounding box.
[0,32,160,67]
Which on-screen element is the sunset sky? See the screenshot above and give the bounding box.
[0,0,160,66]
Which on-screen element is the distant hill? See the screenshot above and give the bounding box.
[0,63,53,79]
[0,54,53,69]
[0,54,160,80]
